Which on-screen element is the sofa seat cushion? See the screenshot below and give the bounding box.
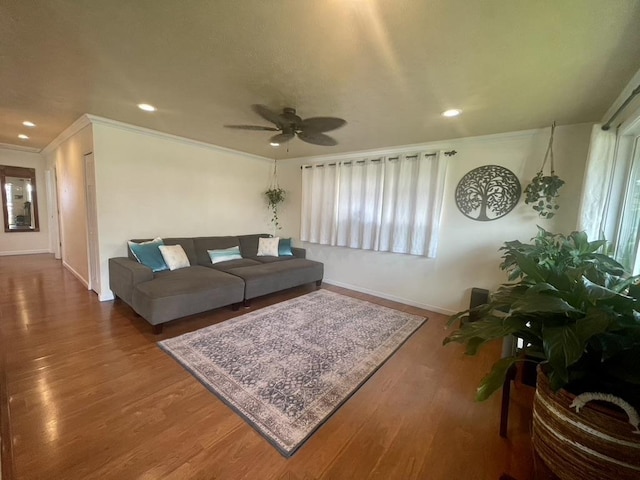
[226,258,323,300]
[208,258,262,272]
[244,255,294,264]
[132,266,244,325]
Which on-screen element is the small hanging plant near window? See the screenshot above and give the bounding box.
[265,161,285,231]
[523,121,565,219]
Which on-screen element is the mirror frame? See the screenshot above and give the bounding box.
[0,165,40,233]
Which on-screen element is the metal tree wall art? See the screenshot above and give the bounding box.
[455,165,521,221]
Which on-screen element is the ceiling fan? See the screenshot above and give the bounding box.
[225,104,346,146]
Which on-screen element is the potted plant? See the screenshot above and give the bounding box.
[265,186,285,231]
[523,171,565,218]
[444,227,640,479]
[523,122,565,219]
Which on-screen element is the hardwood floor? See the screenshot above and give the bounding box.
[0,254,535,480]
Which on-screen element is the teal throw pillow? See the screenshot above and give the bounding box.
[278,237,293,256]
[208,246,242,264]
[128,238,168,272]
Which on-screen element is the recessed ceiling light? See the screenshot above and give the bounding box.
[270,142,280,147]
[22,121,36,127]
[18,134,29,140]
[137,103,157,112]
[442,109,462,117]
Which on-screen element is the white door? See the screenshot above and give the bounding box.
[84,153,100,294]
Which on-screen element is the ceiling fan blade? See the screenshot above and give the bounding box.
[270,132,295,144]
[300,117,346,133]
[224,124,280,131]
[252,104,285,127]
[297,131,338,146]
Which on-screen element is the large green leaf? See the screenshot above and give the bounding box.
[542,324,584,375]
[512,294,580,315]
[447,309,471,327]
[476,356,518,401]
[525,283,559,295]
[570,230,589,252]
[582,277,619,302]
[510,251,546,283]
[443,315,524,346]
[575,309,612,342]
[548,367,568,391]
[464,336,487,355]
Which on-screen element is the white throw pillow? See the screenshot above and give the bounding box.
[257,236,279,257]
[158,244,190,271]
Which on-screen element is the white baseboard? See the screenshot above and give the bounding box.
[323,278,456,315]
[0,249,51,256]
[99,291,115,302]
[62,261,90,288]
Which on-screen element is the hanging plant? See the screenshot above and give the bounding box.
[265,161,285,230]
[265,187,285,230]
[523,121,565,219]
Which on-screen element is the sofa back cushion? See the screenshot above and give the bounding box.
[194,236,239,265]
[238,233,271,258]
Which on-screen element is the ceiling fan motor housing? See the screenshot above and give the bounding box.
[281,108,302,130]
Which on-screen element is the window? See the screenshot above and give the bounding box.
[300,151,447,257]
[614,134,640,272]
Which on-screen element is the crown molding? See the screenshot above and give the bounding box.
[0,142,41,154]
[288,122,593,164]
[86,114,272,163]
[41,115,92,156]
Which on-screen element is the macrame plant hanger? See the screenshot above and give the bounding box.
[270,159,279,190]
[265,154,286,233]
[541,121,556,179]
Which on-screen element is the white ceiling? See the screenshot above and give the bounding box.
[2,0,640,159]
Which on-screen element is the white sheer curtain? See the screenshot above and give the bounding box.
[301,152,446,257]
[301,163,339,245]
[577,124,618,240]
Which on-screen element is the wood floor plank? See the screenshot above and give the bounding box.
[0,254,534,479]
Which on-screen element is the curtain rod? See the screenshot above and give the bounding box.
[602,84,640,131]
[300,150,456,169]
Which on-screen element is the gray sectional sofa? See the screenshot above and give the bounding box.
[109,234,323,333]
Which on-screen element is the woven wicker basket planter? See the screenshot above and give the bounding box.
[532,367,640,480]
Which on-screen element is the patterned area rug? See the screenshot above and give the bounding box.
[158,289,426,456]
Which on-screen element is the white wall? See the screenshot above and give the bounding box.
[91,120,273,301]
[277,123,592,314]
[0,148,50,255]
[44,124,94,286]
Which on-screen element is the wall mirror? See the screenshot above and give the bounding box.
[0,165,40,232]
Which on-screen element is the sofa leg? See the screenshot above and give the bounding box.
[232,303,240,311]
[152,324,164,335]
[243,299,251,308]
[316,280,322,288]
